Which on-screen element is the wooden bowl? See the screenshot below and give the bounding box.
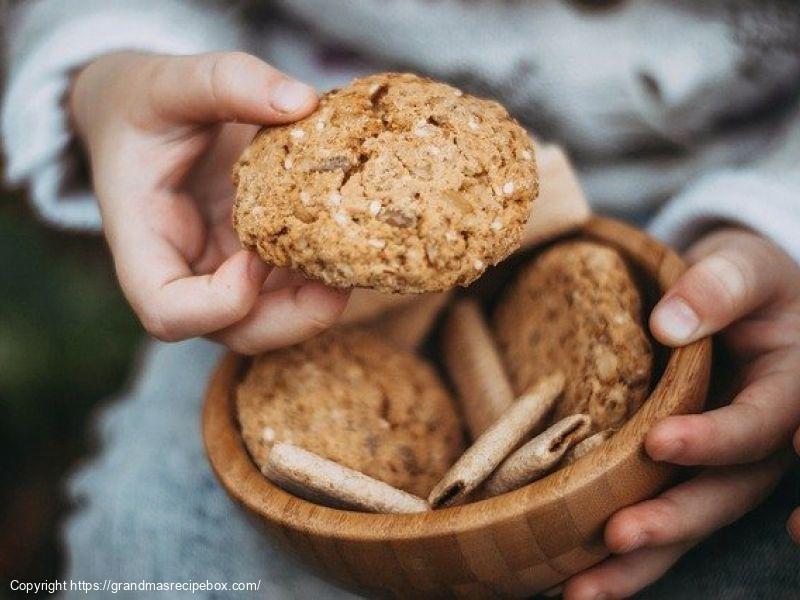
[203,216,712,598]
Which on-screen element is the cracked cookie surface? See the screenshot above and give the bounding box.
[233,72,538,293]
[236,329,465,497]
[493,241,654,431]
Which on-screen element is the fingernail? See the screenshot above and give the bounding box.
[248,253,269,282]
[653,297,700,343]
[271,80,315,113]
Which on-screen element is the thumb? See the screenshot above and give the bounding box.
[148,51,318,126]
[650,230,783,347]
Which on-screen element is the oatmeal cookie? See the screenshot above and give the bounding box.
[493,241,653,431]
[233,72,537,293]
[236,329,465,497]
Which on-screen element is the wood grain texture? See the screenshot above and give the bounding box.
[203,216,712,598]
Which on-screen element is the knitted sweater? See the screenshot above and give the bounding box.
[3,0,800,262]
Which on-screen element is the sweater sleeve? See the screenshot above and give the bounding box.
[650,107,800,266]
[1,0,244,231]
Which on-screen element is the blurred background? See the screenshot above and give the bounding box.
[0,182,141,584]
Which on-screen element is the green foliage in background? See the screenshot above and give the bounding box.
[0,207,140,454]
[0,198,142,578]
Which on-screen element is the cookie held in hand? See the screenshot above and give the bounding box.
[233,72,538,293]
[236,329,465,498]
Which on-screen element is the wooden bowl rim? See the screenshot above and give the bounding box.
[203,215,712,543]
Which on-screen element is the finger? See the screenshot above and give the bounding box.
[646,351,800,465]
[190,217,243,275]
[562,542,693,600]
[788,508,800,545]
[132,249,269,342]
[605,457,786,554]
[213,281,350,354]
[148,51,317,126]
[724,304,800,361]
[187,212,233,275]
[650,231,784,346]
[109,205,270,340]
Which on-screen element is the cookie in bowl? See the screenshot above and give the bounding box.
[233,72,538,293]
[236,328,465,498]
[494,240,653,431]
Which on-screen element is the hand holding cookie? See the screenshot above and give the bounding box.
[69,51,349,354]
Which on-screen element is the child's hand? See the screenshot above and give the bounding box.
[563,228,800,599]
[70,52,349,353]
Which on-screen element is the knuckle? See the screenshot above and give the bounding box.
[304,309,340,332]
[734,400,772,459]
[686,253,752,318]
[133,55,200,126]
[215,287,253,324]
[237,344,260,357]
[642,497,681,533]
[706,254,751,311]
[605,510,642,549]
[214,50,259,73]
[226,335,259,356]
[691,414,720,448]
[205,54,230,116]
[131,55,164,89]
[139,308,178,343]
[663,414,716,459]
[146,55,180,94]
[301,301,347,333]
[746,232,780,259]
[129,57,170,123]
[297,289,348,332]
[218,51,279,84]
[205,52,265,114]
